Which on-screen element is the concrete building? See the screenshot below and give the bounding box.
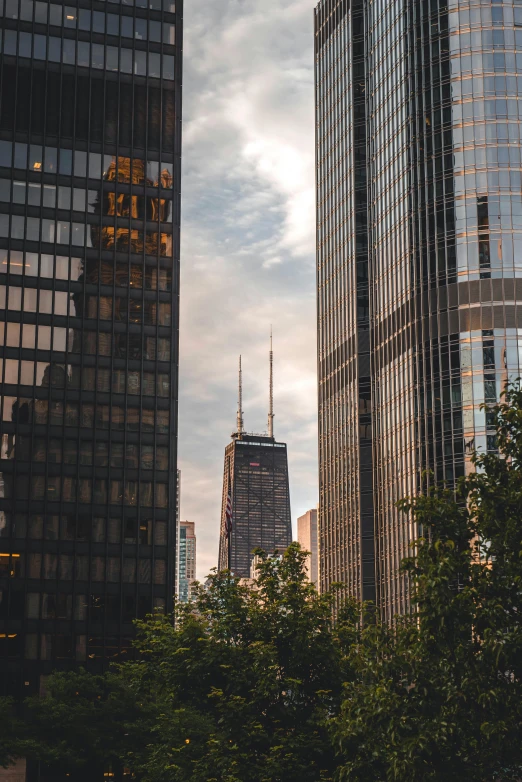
[178,521,196,603]
[297,508,319,587]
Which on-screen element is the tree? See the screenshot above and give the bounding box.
[21,669,147,781]
[334,386,522,781]
[22,544,348,782]
[120,545,348,782]
[0,697,27,769]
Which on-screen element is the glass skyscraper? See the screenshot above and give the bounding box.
[218,434,293,578]
[178,519,195,602]
[316,0,522,621]
[0,0,182,709]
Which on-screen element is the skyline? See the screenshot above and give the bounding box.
[178,0,318,580]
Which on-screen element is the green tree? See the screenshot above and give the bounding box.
[0,697,27,769]
[21,669,148,780]
[121,544,348,782]
[21,544,347,782]
[334,386,522,781]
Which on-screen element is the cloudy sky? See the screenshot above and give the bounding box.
[178,0,318,580]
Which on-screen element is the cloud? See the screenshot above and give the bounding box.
[179,0,318,580]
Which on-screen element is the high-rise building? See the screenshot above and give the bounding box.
[315,0,522,621]
[178,520,196,603]
[297,508,318,587]
[0,0,182,720]
[218,345,292,577]
[175,467,181,596]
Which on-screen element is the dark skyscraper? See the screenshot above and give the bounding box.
[316,0,522,621]
[218,350,292,577]
[0,0,182,712]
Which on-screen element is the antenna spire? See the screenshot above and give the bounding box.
[236,355,244,437]
[268,329,274,439]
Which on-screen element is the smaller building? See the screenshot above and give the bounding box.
[297,509,319,588]
[178,521,197,603]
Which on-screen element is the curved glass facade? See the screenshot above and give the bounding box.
[0,0,182,698]
[315,0,522,621]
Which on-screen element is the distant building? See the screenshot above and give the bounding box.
[178,521,196,603]
[175,469,181,597]
[218,344,292,578]
[297,509,319,587]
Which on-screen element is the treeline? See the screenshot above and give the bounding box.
[2,388,522,781]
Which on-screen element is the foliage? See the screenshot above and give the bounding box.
[20,669,147,780]
[17,544,349,781]
[0,697,27,768]
[121,544,349,782]
[333,385,522,781]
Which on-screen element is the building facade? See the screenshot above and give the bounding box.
[0,0,182,718]
[297,508,319,587]
[178,520,195,603]
[218,434,292,578]
[315,0,522,621]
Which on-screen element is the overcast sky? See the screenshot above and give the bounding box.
[178,0,318,580]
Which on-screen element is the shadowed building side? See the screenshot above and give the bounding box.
[218,434,292,577]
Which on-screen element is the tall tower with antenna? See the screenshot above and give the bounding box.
[218,342,292,576]
[236,355,244,438]
[268,331,274,439]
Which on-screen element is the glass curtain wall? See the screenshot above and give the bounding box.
[0,0,182,697]
[316,0,522,621]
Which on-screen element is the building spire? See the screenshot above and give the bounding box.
[268,328,274,439]
[236,355,244,438]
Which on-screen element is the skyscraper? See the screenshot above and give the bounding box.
[218,346,292,578]
[297,508,319,587]
[315,0,522,621]
[178,520,196,603]
[0,0,182,715]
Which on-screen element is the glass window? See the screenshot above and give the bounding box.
[134,50,147,75]
[154,560,166,585]
[149,52,161,78]
[48,36,61,63]
[74,150,87,178]
[92,518,105,543]
[59,149,72,176]
[48,2,62,25]
[77,40,89,67]
[123,558,136,582]
[163,23,175,44]
[19,32,32,57]
[63,6,76,26]
[26,593,40,619]
[135,18,147,39]
[120,48,132,74]
[92,43,104,69]
[107,557,120,582]
[92,10,105,32]
[0,142,12,167]
[44,146,57,173]
[42,185,55,207]
[20,0,33,21]
[107,13,119,35]
[72,188,85,212]
[163,55,174,80]
[121,16,133,38]
[62,38,75,65]
[149,20,161,41]
[78,7,90,29]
